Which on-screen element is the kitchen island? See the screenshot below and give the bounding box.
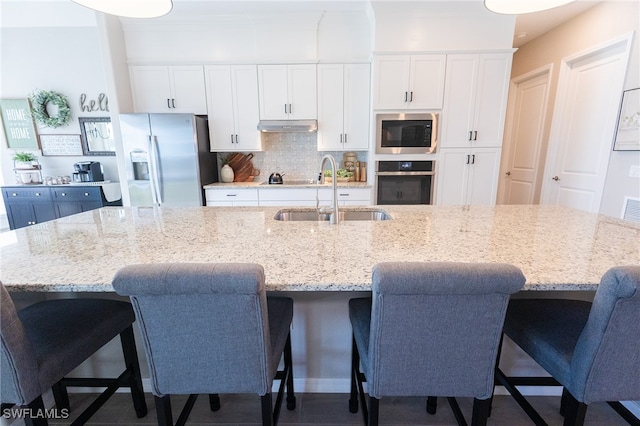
[1,204,637,292]
[2,204,638,394]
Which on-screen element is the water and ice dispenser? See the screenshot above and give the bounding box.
[131,150,150,181]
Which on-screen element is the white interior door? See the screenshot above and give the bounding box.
[499,65,551,205]
[541,34,633,212]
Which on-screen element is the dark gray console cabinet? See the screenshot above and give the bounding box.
[2,186,120,230]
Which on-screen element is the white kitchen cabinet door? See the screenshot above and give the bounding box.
[373,54,446,110]
[130,66,207,114]
[206,65,261,152]
[440,53,512,148]
[373,56,411,110]
[205,188,259,206]
[436,147,501,205]
[288,64,317,119]
[259,187,324,206]
[258,64,317,120]
[317,64,370,151]
[337,187,372,205]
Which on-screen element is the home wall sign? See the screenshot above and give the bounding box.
[613,87,640,151]
[0,98,40,149]
[39,134,84,156]
[79,93,109,112]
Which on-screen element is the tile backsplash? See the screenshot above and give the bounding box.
[219,132,368,182]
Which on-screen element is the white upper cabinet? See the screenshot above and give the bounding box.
[130,66,207,114]
[205,65,262,152]
[258,64,317,120]
[440,53,512,148]
[373,55,446,110]
[318,63,371,151]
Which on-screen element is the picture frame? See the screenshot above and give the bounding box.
[0,98,39,149]
[79,117,116,156]
[39,134,83,156]
[613,88,640,151]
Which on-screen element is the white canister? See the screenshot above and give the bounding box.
[220,164,235,183]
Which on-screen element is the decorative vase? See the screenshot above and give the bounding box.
[220,164,234,183]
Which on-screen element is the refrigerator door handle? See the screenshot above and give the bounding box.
[148,135,163,205]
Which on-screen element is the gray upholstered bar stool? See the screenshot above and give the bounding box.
[0,282,148,425]
[496,265,640,426]
[112,262,296,426]
[348,262,525,426]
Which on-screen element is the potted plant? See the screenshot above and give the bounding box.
[12,152,38,169]
[323,169,354,182]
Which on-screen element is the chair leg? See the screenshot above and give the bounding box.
[284,334,296,410]
[154,395,173,426]
[24,396,48,426]
[488,333,505,418]
[562,392,587,426]
[261,393,274,426]
[120,325,148,418]
[426,396,437,414]
[560,388,569,416]
[51,381,70,411]
[349,335,359,414]
[368,396,379,426]
[471,398,491,426]
[208,394,220,411]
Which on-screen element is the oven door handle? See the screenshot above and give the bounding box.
[375,171,435,176]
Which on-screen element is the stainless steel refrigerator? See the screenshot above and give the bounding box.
[120,114,218,207]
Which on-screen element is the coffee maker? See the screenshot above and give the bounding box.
[72,161,104,182]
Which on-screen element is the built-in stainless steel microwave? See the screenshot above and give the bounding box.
[376,112,438,155]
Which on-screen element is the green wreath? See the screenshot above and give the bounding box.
[29,90,71,128]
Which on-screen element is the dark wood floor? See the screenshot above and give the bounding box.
[24,392,629,425]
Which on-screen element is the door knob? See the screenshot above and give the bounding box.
[552,176,560,181]
[505,171,511,176]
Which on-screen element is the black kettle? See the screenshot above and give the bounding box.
[268,172,284,184]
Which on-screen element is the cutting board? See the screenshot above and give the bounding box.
[225,153,254,182]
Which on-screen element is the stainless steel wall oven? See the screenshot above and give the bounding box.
[375,161,435,205]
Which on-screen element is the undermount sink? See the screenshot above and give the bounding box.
[273,208,391,222]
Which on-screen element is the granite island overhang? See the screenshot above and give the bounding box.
[1,205,638,293]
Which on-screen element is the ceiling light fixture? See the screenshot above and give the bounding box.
[71,0,173,18]
[484,0,575,14]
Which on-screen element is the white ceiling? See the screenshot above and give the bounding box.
[512,1,602,47]
[0,0,605,48]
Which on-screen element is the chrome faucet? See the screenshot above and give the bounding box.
[318,154,340,224]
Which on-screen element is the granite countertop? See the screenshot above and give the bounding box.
[204,181,372,189]
[1,205,638,293]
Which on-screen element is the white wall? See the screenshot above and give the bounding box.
[0,26,119,185]
[509,1,640,218]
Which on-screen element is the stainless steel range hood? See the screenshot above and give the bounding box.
[257,119,318,132]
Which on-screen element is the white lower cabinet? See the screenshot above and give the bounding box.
[436,148,501,206]
[205,188,259,206]
[259,188,327,207]
[319,187,372,206]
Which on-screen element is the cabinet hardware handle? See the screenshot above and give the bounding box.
[466,155,470,164]
[61,193,66,196]
[230,135,234,144]
[226,194,237,197]
[84,192,89,196]
[339,193,349,196]
[404,92,408,102]
[235,135,238,144]
[410,91,413,102]
[552,176,560,181]
[468,131,472,141]
[284,104,287,114]
[289,104,292,114]
[167,98,171,109]
[505,171,511,176]
[473,131,478,141]
[344,134,348,143]
[12,193,17,196]
[172,98,176,108]
[471,154,475,164]
[340,134,343,143]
